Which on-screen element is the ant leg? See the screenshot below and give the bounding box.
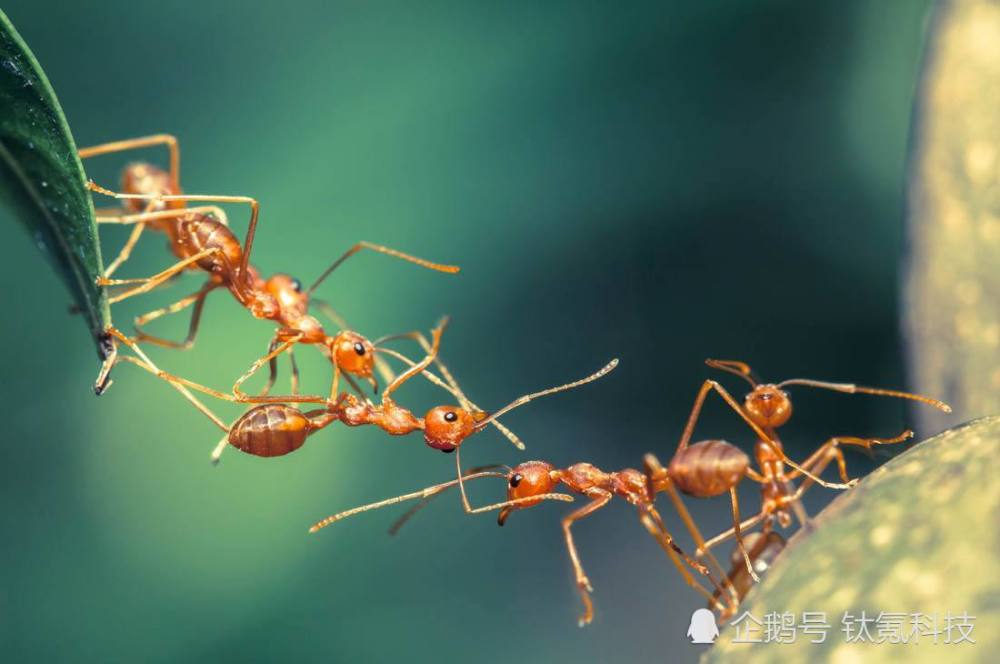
[133,283,216,350]
[728,487,759,582]
[308,469,515,533]
[640,503,738,606]
[288,346,301,395]
[111,328,326,406]
[79,134,181,189]
[381,319,448,400]
[103,222,146,278]
[96,205,229,227]
[231,333,328,404]
[306,242,460,295]
[387,464,508,536]
[700,512,769,556]
[640,504,713,577]
[103,327,228,431]
[311,297,396,386]
[561,492,612,627]
[637,507,731,615]
[785,430,913,484]
[88,183,259,289]
[261,335,284,397]
[101,248,222,303]
[705,358,762,386]
[643,453,739,605]
[100,198,165,278]
[679,380,854,489]
[375,329,524,450]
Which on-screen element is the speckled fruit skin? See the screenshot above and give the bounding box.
[703,416,1000,664]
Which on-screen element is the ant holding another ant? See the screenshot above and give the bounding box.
[80,135,459,397]
[308,360,949,626]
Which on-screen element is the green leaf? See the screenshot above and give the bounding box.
[0,9,110,360]
[703,416,1000,662]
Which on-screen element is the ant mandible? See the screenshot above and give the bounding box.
[86,179,458,399]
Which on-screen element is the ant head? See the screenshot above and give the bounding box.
[744,384,792,428]
[498,461,559,525]
[247,291,280,320]
[330,331,375,377]
[422,406,481,452]
[264,273,308,318]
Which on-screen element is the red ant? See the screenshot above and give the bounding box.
[83,178,457,400]
[309,445,740,626]
[106,321,616,463]
[668,359,951,563]
[80,135,459,396]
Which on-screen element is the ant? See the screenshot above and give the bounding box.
[107,321,616,463]
[84,178,458,398]
[662,359,951,562]
[79,134,458,395]
[309,444,744,626]
[79,134,188,279]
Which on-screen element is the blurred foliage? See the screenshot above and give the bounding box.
[0,2,943,663]
[0,10,107,351]
[704,416,1000,663]
[904,0,1000,435]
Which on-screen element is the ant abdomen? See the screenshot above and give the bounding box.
[228,404,313,457]
[175,212,243,275]
[668,440,749,497]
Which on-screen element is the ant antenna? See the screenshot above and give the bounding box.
[473,359,619,432]
[307,242,460,296]
[381,317,449,399]
[308,470,508,533]
[705,359,759,387]
[775,379,952,413]
[387,464,510,536]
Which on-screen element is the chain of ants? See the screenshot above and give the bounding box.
[81,135,952,628]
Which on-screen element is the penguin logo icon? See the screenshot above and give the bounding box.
[686,608,720,644]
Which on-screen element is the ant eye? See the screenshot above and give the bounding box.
[290,277,302,293]
[510,473,523,488]
[353,342,366,356]
[443,411,458,423]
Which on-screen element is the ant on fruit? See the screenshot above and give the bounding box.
[667,359,951,562]
[84,176,458,399]
[106,319,616,463]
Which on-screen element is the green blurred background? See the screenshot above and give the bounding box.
[0,1,936,662]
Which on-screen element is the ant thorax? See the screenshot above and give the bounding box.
[284,313,326,344]
[121,162,181,213]
[753,437,785,473]
[610,468,650,504]
[336,394,422,436]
